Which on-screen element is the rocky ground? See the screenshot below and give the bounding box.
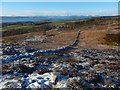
[1,43,120,89]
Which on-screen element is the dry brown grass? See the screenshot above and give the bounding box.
[77,29,108,50]
[26,30,78,50]
[77,25,119,50]
[68,58,78,62]
[3,29,78,50]
[105,30,120,46]
[3,32,43,44]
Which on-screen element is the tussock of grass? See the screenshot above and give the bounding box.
[61,57,78,62]
[69,58,78,62]
[46,55,58,60]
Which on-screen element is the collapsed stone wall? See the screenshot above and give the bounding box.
[2,31,81,64]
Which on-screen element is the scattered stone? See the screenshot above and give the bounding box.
[1,43,120,89]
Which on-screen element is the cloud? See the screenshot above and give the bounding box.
[1,9,118,16]
[96,10,118,16]
[2,10,81,16]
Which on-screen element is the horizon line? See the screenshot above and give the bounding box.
[1,15,119,17]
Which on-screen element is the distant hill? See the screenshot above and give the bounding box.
[1,16,95,23]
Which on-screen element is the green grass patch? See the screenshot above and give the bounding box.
[2,25,33,32]
[0,27,2,32]
[2,24,47,36]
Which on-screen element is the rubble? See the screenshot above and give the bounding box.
[1,42,120,89]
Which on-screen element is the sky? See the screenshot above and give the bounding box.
[1,2,118,16]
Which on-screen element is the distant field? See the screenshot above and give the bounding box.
[2,25,33,32]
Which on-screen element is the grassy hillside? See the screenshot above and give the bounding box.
[2,16,120,48]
